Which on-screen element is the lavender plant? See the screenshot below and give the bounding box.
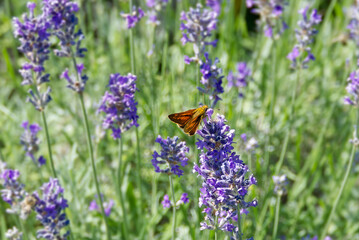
[206,0,221,14]
[287,7,322,69]
[228,62,252,98]
[194,109,257,239]
[33,178,70,239]
[197,52,224,108]
[5,227,23,240]
[20,121,46,167]
[272,174,288,239]
[121,6,145,29]
[276,6,322,174]
[145,0,169,25]
[246,0,287,38]
[320,61,359,240]
[42,0,110,238]
[348,0,359,48]
[89,197,114,217]
[180,3,218,64]
[152,135,189,239]
[13,2,57,178]
[98,73,139,139]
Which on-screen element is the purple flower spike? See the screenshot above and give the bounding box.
[43,0,87,58]
[34,178,70,239]
[98,73,139,139]
[89,197,114,217]
[194,113,257,238]
[1,169,25,207]
[60,64,88,93]
[287,6,322,69]
[180,4,218,63]
[272,175,288,196]
[162,194,171,208]
[145,0,169,25]
[344,62,359,107]
[198,53,224,108]
[121,6,144,29]
[228,62,251,98]
[152,135,189,177]
[13,2,52,110]
[348,1,359,46]
[246,0,287,38]
[20,121,46,167]
[206,0,221,14]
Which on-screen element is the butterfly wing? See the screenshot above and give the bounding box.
[184,114,203,136]
[168,108,197,128]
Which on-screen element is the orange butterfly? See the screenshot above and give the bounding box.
[168,105,208,136]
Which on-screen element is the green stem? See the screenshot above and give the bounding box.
[129,0,135,74]
[135,127,143,209]
[215,214,218,240]
[79,94,110,240]
[319,108,359,240]
[275,66,301,174]
[169,175,176,240]
[41,111,57,178]
[117,139,128,239]
[237,204,242,240]
[272,195,281,240]
[264,40,276,174]
[15,215,28,240]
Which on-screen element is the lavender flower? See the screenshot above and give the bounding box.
[344,61,359,106]
[272,175,288,196]
[146,0,168,25]
[240,133,259,153]
[162,193,189,208]
[98,73,139,139]
[287,7,322,68]
[198,53,224,108]
[152,135,189,177]
[5,227,23,240]
[206,0,221,14]
[60,63,88,93]
[0,169,26,216]
[20,121,46,167]
[34,178,70,239]
[89,198,114,217]
[228,62,252,98]
[348,0,359,47]
[180,4,218,63]
[121,6,145,29]
[162,194,171,208]
[13,2,52,111]
[246,0,287,38]
[43,0,87,58]
[194,110,257,237]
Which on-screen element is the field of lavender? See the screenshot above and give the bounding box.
[0,0,358,239]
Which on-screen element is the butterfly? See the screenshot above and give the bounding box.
[168,105,208,136]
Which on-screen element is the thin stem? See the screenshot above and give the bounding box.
[319,107,359,240]
[79,94,110,240]
[128,0,143,210]
[169,175,176,240]
[41,111,57,178]
[135,127,143,209]
[275,66,301,174]
[16,215,29,240]
[248,152,252,172]
[237,204,242,240]
[264,40,276,174]
[129,0,135,74]
[215,214,219,240]
[272,195,281,240]
[117,139,128,239]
